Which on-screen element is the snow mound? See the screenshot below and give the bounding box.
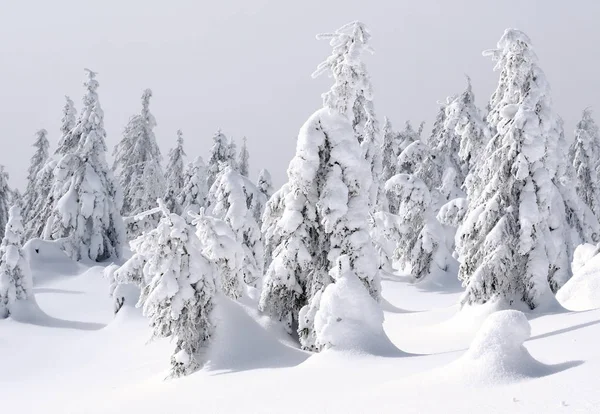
[314,263,403,356]
[429,310,577,385]
[204,295,308,372]
[571,243,598,274]
[557,248,600,311]
[23,238,83,284]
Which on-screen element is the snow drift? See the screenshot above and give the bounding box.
[557,245,600,311]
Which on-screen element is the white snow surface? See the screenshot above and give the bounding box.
[557,245,600,311]
[1,243,599,413]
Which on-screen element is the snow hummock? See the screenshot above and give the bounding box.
[419,310,579,385]
[557,245,600,311]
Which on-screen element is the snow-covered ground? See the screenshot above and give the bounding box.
[1,242,599,413]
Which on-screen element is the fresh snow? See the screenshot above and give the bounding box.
[1,240,600,413]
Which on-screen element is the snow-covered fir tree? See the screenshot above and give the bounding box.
[9,189,22,210]
[0,166,10,240]
[22,129,50,228]
[0,206,33,318]
[312,21,383,210]
[380,117,398,184]
[115,200,217,377]
[206,130,235,190]
[452,77,490,172]
[164,130,187,215]
[386,174,449,282]
[570,109,600,220]
[206,166,265,287]
[55,95,78,156]
[261,183,289,273]
[113,89,165,238]
[191,209,244,300]
[398,121,424,153]
[457,29,578,309]
[177,156,208,220]
[259,108,379,350]
[256,168,273,199]
[237,136,250,177]
[25,160,57,239]
[43,69,125,262]
[396,141,442,211]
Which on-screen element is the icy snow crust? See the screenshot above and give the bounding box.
[0,241,595,413]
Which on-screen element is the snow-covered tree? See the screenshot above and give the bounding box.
[261,183,289,272]
[237,136,250,177]
[164,130,187,215]
[0,166,10,240]
[115,200,216,377]
[312,21,376,143]
[9,189,22,210]
[259,108,379,350]
[452,77,490,172]
[113,89,165,238]
[458,29,578,309]
[191,209,244,300]
[570,109,600,219]
[398,121,424,153]
[256,168,273,199]
[55,96,78,156]
[386,174,449,282]
[312,21,382,211]
[0,206,33,318]
[206,166,265,287]
[380,117,398,185]
[396,141,442,211]
[43,69,125,262]
[25,160,56,239]
[177,156,208,220]
[206,130,235,190]
[22,129,50,222]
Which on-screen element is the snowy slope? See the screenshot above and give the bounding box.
[1,242,599,413]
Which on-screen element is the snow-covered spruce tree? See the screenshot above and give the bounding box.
[237,136,250,177]
[0,206,33,318]
[386,174,449,282]
[259,108,378,350]
[117,200,217,377]
[25,160,57,239]
[398,120,424,153]
[395,141,442,211]
[380,117,398,184]
[164,130,187,215]
[452,77,490,172]
[177,156,208,220]
[457,29,578,308]
[191,209,244,300]
[0,166,10,240]
[22,129,50,228]
[256,168,273,199]
[206,166,265,287]
[9,189,22,210]
[113,89,165,238]
[43,69,125,262]
[261,183,289,273]
[206,130,235,190]
[312,21,383,211]
[570,109,600,219]
[55,95,77,156]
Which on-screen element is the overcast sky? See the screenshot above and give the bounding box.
[1,0,599,189]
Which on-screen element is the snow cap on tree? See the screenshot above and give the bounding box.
[178,156,208,220]
[256,168,273,199]
[207,129,235,190]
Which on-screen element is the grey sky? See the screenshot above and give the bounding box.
[1,0,599,189]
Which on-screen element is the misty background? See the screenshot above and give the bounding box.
[1,0,598,189]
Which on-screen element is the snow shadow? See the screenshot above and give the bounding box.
[203,296,310,375]
[530,318,600,341]
[8,299,105,331]
[33,287,85,295]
